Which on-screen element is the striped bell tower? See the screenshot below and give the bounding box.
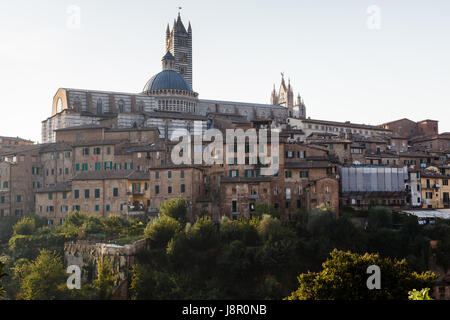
[165,13,193,89]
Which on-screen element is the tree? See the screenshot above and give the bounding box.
[286,249,436,300]
[408,288,433,300]
[258,214,294,242]
[367,206,392,231]
[220,218,260,246]
[129,264,181,300]
[188,216,219,250]
[0,262,6,299]
[93,255,118,300]
[0,216,20,244]
[144,215,181,248]
[81,216,105,235]
[15,249,67,300]
[253,202,280,219]
[159,198,188,224]
[13,216,36,236]
[102,215,125,235]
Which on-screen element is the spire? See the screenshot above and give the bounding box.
[166,23,170,36]
[188,21,192,33]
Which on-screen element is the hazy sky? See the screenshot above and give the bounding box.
[0,0,449,143]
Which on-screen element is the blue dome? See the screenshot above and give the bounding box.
[143,70,192,92]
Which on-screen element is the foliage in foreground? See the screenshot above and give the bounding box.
[408,288,433,300]
[286,249,437,300]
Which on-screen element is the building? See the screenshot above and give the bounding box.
[0,136,34,153]
[339,166,409,210]
[41,14,289,144]
[420,167,450,209]
[379,118,439,139]
[291,118,392,140]
[0,145,43,217]
[35,170,150,224]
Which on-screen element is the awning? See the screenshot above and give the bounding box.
[402,210,450,219]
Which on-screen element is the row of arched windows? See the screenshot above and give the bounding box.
[157,99,195,112]
[95,99,146,114]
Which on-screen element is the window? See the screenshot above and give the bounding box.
[97,99,103,114]
[181,170,185,179]
[443,179,448,186]
[232,200,237,213]
[118,100,125,112]
[93,147,101,155]
[95,189,100,198]
[17,195,22,203]
[286,188,291,200]
[285,170,292,178]
[95,205,100,212]
[82,148,89,156]
[113,188,119,197]
[181,184,185,193]
[48,193,53,200]
[155,185,160,194]
[155,172,160,179]
[84,189,89,199]
[168,186,172,194]
[74,190,79,199]
[168,171,172,179]
[106,147,111,155]
[75,164,80,172]
[106,204,110,212]
[63,192,67,199]
[300,171,309,178]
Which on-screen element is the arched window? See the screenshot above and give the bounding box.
[73,96,82,110]
[56,98,63,113]
[97,99,103,114]
[138,101,144,112]
[118,99,124,113]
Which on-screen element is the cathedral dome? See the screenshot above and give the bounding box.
[142,70,192,93]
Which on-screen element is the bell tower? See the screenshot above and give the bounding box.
[166,13,193,89]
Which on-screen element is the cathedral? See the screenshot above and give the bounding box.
[270,74,306,119]
[41,14,302,143]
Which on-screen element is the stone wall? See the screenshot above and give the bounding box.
[64,238,150,286]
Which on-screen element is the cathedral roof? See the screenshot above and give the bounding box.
[143,70,192,92]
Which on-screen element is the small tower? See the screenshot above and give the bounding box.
[162,51,176,70]
[270,84,279,105]
[165,13,193,89]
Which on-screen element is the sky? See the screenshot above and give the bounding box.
[0,0,449,143]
